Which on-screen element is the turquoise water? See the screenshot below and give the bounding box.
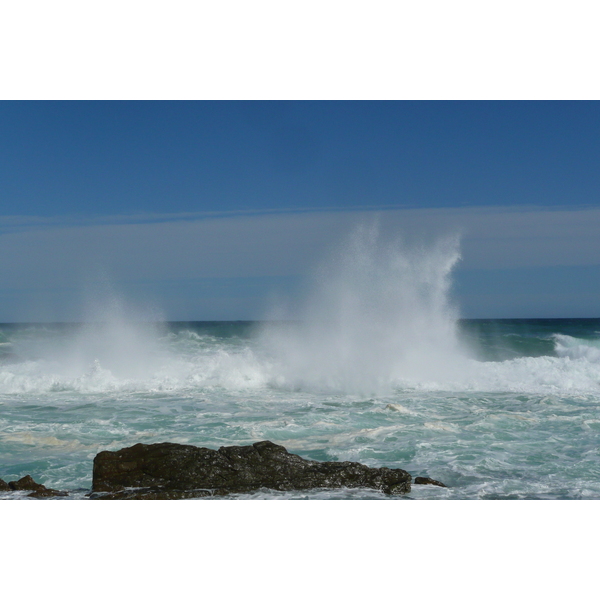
[2,318,600,499]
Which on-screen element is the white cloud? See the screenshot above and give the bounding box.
[2,205,600,320]
[367,205,600,270]
[2,206,600,290]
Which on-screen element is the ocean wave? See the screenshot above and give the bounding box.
[0,346,270,395]
[2,342,600,397]
[554,334,600,362]
[2,317,600,397]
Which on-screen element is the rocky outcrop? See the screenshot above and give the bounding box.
[91,440,412,499]
[414,476,447,487]
[0,478,10,491]
[3,475,67,498]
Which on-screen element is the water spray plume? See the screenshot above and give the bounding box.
[259,223,464,393]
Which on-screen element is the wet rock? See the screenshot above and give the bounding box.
[90,488,215,500]
[92,440,412,499]
[8,475,68,498]
[0,478,10,491]
[414,476,447,488]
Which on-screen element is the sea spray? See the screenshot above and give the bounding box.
[8,294,168,385]
[258,224,465,393]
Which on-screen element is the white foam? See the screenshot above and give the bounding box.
[554,334,600,362]
[1,432,84,450]
[424,421,459,432]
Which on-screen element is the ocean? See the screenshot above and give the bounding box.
[1,231,599,500]
[1,317,599,500]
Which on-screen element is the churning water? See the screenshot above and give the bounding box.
[2,227,600,499]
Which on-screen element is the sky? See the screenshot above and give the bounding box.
[2,100,600,321]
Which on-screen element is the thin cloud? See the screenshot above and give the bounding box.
[2,205,600,320]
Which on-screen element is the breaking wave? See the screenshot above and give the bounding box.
[2,228,600,397]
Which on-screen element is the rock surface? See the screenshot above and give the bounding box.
[92,440,412,499]
[5,475,67,498]
[0,478,10,492]
[414,476,447,487]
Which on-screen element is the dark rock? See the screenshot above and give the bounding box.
[90,489,214,500]
[0,478,10,491]
[8,475,41,491]
[414,476,447,488]
[8,475,68,497]
[92,440,412,499]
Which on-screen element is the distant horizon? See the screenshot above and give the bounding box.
[2,316,600,325]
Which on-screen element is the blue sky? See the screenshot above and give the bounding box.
[2,100,600,321]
